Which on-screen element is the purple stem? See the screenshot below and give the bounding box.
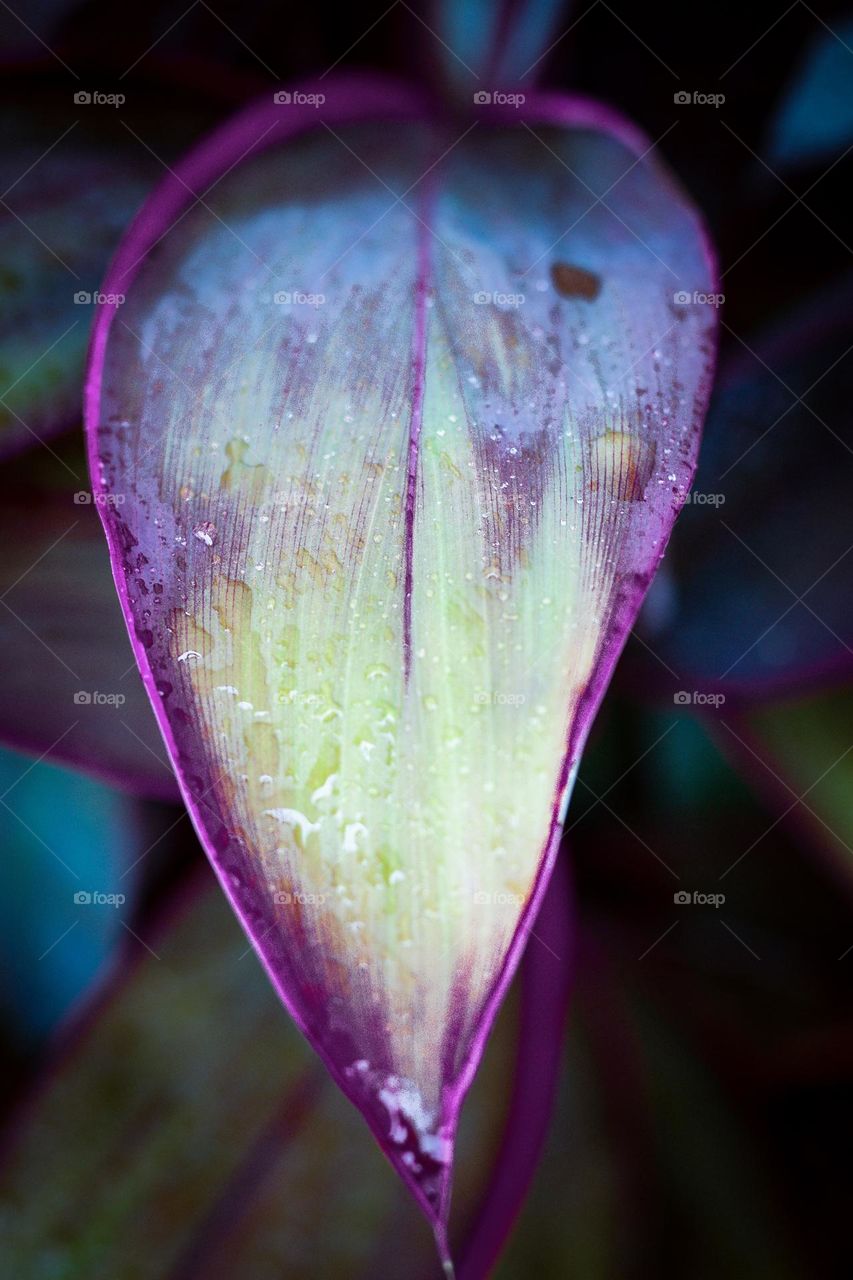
[455,850,575,1279]
[168,1067,324,1280]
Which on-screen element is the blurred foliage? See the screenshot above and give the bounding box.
[0,746,138,1048]
[0,876,520,1278]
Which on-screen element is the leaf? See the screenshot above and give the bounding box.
[432,0,569,98]
[767,17,853,171]
[636,272,853,701]
[85,72,716,1248]
[458,851,574,1276]
[0,745,145,1049]
[0,111,151,458]
[0,0,78,60]
[0,869,568,1277]
[722,688,853,890]
[0,73,239,462]
[526,843,819,1280]
[0,439,178,800]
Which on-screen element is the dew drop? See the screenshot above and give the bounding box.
[193,521,216,546]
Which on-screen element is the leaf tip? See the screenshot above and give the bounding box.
[434,1220,456,1278]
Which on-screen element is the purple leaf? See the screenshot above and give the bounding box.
[0,68,250,463]
[635,272,853,702]
[767,16,853,172]
[712,689,853,894]
[0,444,179,800]
[0,871,569,1276]
[431,0,569,99]
[0,109,152,460]
[85,72,716,1258]
[456,851,574,1277]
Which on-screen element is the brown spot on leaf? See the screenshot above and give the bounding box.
[587,431,656,501]
[550,262,601,301]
